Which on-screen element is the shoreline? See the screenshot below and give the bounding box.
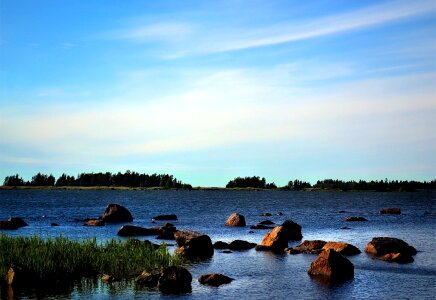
[0,185,432,192]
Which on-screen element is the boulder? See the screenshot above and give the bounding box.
[84,219,104,226]
[135,269,162,287]
[198,274,233,287]
[157,266,192,294]
[380,208,401,215]
[174,230,214,259]
[346,216,368,222]
[289,240,327,254]
[152,214,178,221]
[101,204,133,223]
[228,240,256,251]
[322,242,361,255]
[365,237,416,257]
[225,213,246,227]
[258,226,289,252]
[0,217,28,230]
[307,249,354,283]
[281,220,303,240]
[117,225,159,237]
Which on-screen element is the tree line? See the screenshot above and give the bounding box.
[3,171,192,189]
[226,176,435,191]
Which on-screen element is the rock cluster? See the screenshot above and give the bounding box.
[365,237,416,263]
[136,266,192,294]
[174,230,214,259]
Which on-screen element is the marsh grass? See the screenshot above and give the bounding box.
[0,235,180,283]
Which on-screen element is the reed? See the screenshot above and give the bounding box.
[0,235,180,282]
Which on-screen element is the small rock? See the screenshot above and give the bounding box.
[152,214,178,221]
[213,241,229,249]
[277,212,284,216]
[225,213,246,227]
[292,240,326,254]
[260,213,272,216]
[340,226,351,230]
[259,220,275,225]
[84,219,104,226]
[102,274,114,283]
[250,224,275,230]
[346,216,368,222]
[51,223,59,227]
[222,250,233,254]
[135,269,161,287]
[198,273,233,287]
[380,208,401,215]
[228,240,256,251]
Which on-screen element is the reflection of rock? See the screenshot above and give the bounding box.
[380,208,401,215]
[365,237,416,263]
[225,213,246,226]
[174,230,214,259]
[307,249,354,283]
[322,242,361,255]
[101,204,133,223]
[346,216,367,222]
[198,274,233,287]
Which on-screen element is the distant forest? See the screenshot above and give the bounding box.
[226,176,436,191]
[2,173,435,191]
[3,171,192,189]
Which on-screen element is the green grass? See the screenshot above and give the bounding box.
[0,235,180,283]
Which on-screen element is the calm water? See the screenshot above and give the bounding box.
[0,190,435,299]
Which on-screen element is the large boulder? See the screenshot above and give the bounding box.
[157,266,192,294]
[288,240,326,254]
[307,249,354,283]
[101,204,133,223]
[380,208,401,215]
[117,225,159,237]
[152,214,178,221]
[174,230,214,259]
[365,237,416,263]
[0,217,28,230]
[322,242,361,256]
[198,274,233,287]
[281,220,303,240]
[258,226,289,252]
[225,213,246,227]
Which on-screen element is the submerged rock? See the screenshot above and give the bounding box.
[174,230,214,259]
[101,204,133,223]
[322,242,361,256]
[84,219,104,226]
[250,224,275,230]
[198,273,233,287]
[307,249,354,283]
[225,213,246,227]
[380,208,401,215]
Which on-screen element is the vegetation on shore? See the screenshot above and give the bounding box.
[0,235,180,283]
[2,172,435,191]
[3,171,192,189]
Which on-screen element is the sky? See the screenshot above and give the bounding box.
[0,0,435,187]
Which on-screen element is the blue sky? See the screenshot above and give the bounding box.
[1,0,435,187]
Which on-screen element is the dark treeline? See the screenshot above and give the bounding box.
[3,171,192,189]
[226,176,436,191]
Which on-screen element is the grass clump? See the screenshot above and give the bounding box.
[0,235,180,283]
